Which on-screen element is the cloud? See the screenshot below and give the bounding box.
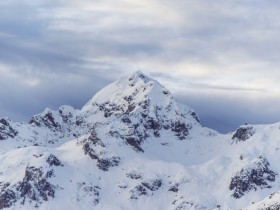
[0,0,280,132]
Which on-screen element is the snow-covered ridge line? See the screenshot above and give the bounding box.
[0,71,279,209]
[0,71,200,150]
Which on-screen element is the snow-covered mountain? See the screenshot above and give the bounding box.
[0,71,280,210]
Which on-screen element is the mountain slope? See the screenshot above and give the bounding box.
[0,71,279,209]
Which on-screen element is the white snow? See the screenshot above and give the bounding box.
[0,71,279,210]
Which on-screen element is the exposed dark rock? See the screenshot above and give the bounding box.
[144,117,161,137]
[229,156,277,198]
[130,179,163,199]
[259,203,280,210]
[125,136,144,153]
[126,172,143,180]
[125,104,136,114]
[124,95,133,102]
[77,183,100,205]
[130,185,147,199]
[191,111,200,123]
[137,72,148,81]
[61,113,72,123]
[82,130,105,160]
[87,131,105,147]
[0,119,9,127]
[121,117,131,124]
[83,130,105,159]
[81,131,121,171]
[75,116,83,126]
[43,113,58,128]
[47,113,58,127]
[58,108,73,123]
[118,185,128,189]
[0,119,18,141]
[174,201,204,210]
[29,112,61,131]
[0,190,16,209]
[97,157,120,171]
[94,102,125,118]
[83,143,99,160]
[140,100,149,112]
[0,166,57,209]
[169,184,179,193]
[232,126,255,142]
[29,117,41,126]
[46,154,63,167]
[17,166,56,204]
[142,179,162,191]
[171,121,189,140]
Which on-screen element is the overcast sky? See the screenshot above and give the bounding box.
[1,0,280,133]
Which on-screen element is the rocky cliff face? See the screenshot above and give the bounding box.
[229,156,277,198]
[0,71,279,210]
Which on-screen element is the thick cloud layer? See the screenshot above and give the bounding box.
[0,0,280,133]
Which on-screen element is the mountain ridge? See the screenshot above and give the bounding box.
[0,71,279,209]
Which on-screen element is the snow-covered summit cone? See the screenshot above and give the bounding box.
[81,71,200,151]
[82,71,197,118]
[82,71,199,123]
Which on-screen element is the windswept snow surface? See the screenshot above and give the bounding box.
[0,71,279,209]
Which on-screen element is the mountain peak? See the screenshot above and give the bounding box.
[79,71,200,151]
[1,71,280,209]
[81,71,198,124]
[116,70,155,90]
[127,71,151,83]
[82,71,163,112]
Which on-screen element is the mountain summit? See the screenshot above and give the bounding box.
[0,71,279,209]
[82,70,199,126]
[80,71,200,151]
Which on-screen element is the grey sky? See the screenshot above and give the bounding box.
[1,0,280,133]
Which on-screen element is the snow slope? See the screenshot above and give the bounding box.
[0,71,279,210]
